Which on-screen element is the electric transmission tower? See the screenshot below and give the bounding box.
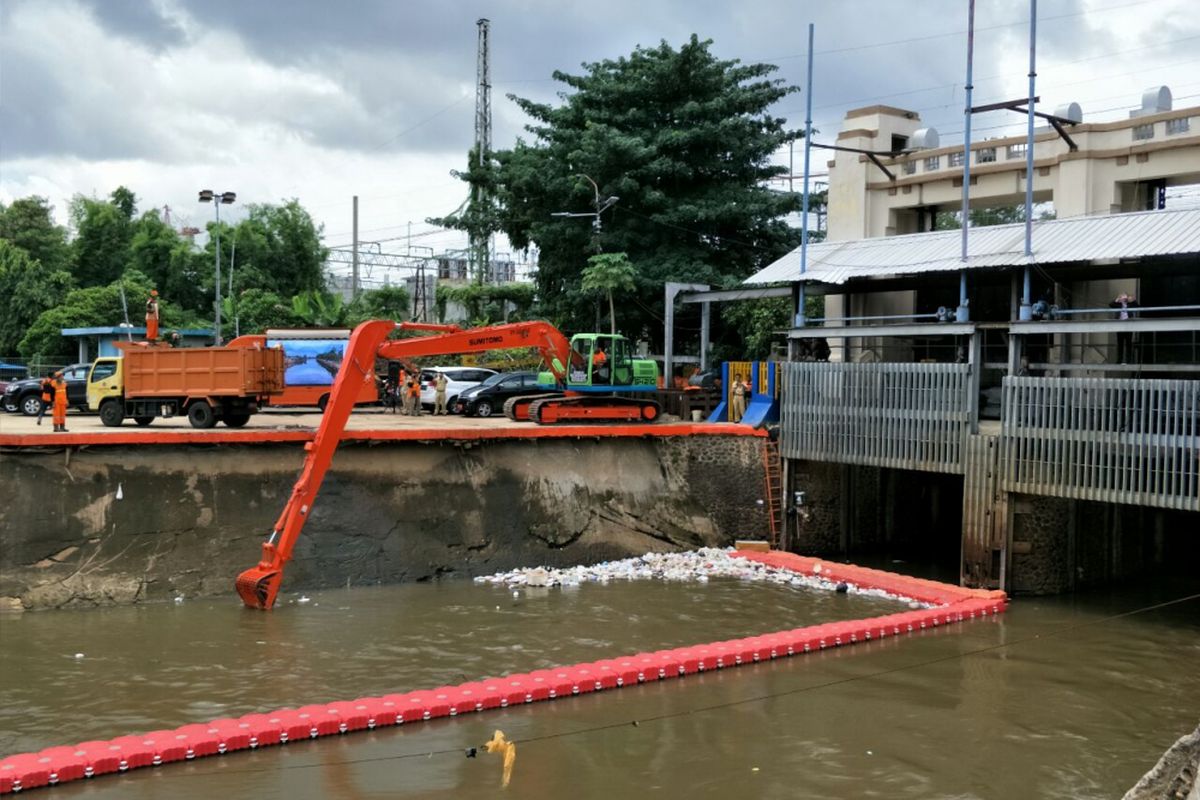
[472,17,492,283]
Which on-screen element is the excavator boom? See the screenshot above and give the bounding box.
[235,319,581,609]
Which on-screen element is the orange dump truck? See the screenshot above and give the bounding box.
[86,342,285,428]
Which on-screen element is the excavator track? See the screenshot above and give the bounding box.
[527,395,660,425]
[503,393,564,421]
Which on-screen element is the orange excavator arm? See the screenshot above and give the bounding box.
[235,319,576,609]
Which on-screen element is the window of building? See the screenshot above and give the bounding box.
[924,156,940,171]
[1166,117,1191,135]
[1132,123,1155,141]
[902,160,917,175]
[1006,143,1027,159]
[437,258,468,280]
[891,134,909,153]
[976,147,996,164]
[948,151,964,168]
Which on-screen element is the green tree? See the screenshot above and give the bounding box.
[0,241,74,355]
[69,192,136,287]
[493,36,800,343]
[0,196,71,273]
[435,282,536,325]
[221,288,299,335]
[230,201,328,299]
[19,270,157,360]
[581,252,637,335]
[353,285,411,322]
[290,290,350,327]
[129,211,210,314]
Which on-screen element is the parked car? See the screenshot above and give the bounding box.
[455,371,543,417]
[0,362,29,396]
[3,363,92,415]
[418,366,497,412]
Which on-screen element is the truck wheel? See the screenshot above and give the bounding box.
[317,394,329,413]
[187,400,217,429]
[223,413,251,428]
[99,400,125,427]
[21,394,44,416]
[134,416,155,427]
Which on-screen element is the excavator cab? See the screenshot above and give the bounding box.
[567,334,639,388]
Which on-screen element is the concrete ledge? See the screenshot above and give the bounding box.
[0,422,766,449]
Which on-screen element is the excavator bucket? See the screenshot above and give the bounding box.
[235,566,282,610]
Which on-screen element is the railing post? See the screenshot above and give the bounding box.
[967,332,983,434]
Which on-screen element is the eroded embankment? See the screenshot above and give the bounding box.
[0,435,769,610]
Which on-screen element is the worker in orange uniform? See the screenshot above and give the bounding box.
[591,344,608,383]
[145,290,160,341]
[51,370,69,432]
[36,374,54,426]
[406,371,422,415]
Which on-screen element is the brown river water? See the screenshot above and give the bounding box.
[1,573,1197,799]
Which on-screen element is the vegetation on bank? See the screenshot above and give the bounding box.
[2,36,834,363]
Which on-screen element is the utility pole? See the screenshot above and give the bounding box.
[472,18,493,284]
[352,195,360,300]
[957,0,975,323]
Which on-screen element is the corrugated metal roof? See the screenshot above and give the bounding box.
[744,207,1200,285]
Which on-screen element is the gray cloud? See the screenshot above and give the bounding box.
[76,0,187,51]
[2,0,1195,171]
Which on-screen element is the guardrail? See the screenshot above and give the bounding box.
[1001,376,1200,511]
[779,362,971,473]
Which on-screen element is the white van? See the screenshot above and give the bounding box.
[418,366,497,411]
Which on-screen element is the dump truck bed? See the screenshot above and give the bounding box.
[121,346,284,398]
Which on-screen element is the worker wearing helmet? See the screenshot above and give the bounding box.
[51,370,69,432]
[145,290,160,341]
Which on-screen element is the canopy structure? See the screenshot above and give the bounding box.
[745,207,1200,286]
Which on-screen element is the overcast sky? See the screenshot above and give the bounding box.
[2,0,1197,284]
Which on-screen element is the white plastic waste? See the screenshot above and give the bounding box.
[472,547,929,606]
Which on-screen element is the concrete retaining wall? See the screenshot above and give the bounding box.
[0,436,769,611]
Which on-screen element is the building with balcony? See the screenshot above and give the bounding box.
[747,89,1200,594]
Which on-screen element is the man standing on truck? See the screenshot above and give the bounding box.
[36,374,53,426]
[145,290,160,341]
[51,370,69,432]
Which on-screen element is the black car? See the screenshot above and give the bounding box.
[3,363,91,416]
[455,371,542,417]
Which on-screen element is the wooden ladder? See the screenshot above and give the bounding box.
[762,437,783,549]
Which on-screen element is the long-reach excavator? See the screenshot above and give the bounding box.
[235,318,660,609]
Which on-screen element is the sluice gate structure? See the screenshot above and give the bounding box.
[753,97,1200,593]
[776,353,1200,591]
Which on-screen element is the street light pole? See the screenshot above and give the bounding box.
[550,174,619,251]
[199,189,236,344]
